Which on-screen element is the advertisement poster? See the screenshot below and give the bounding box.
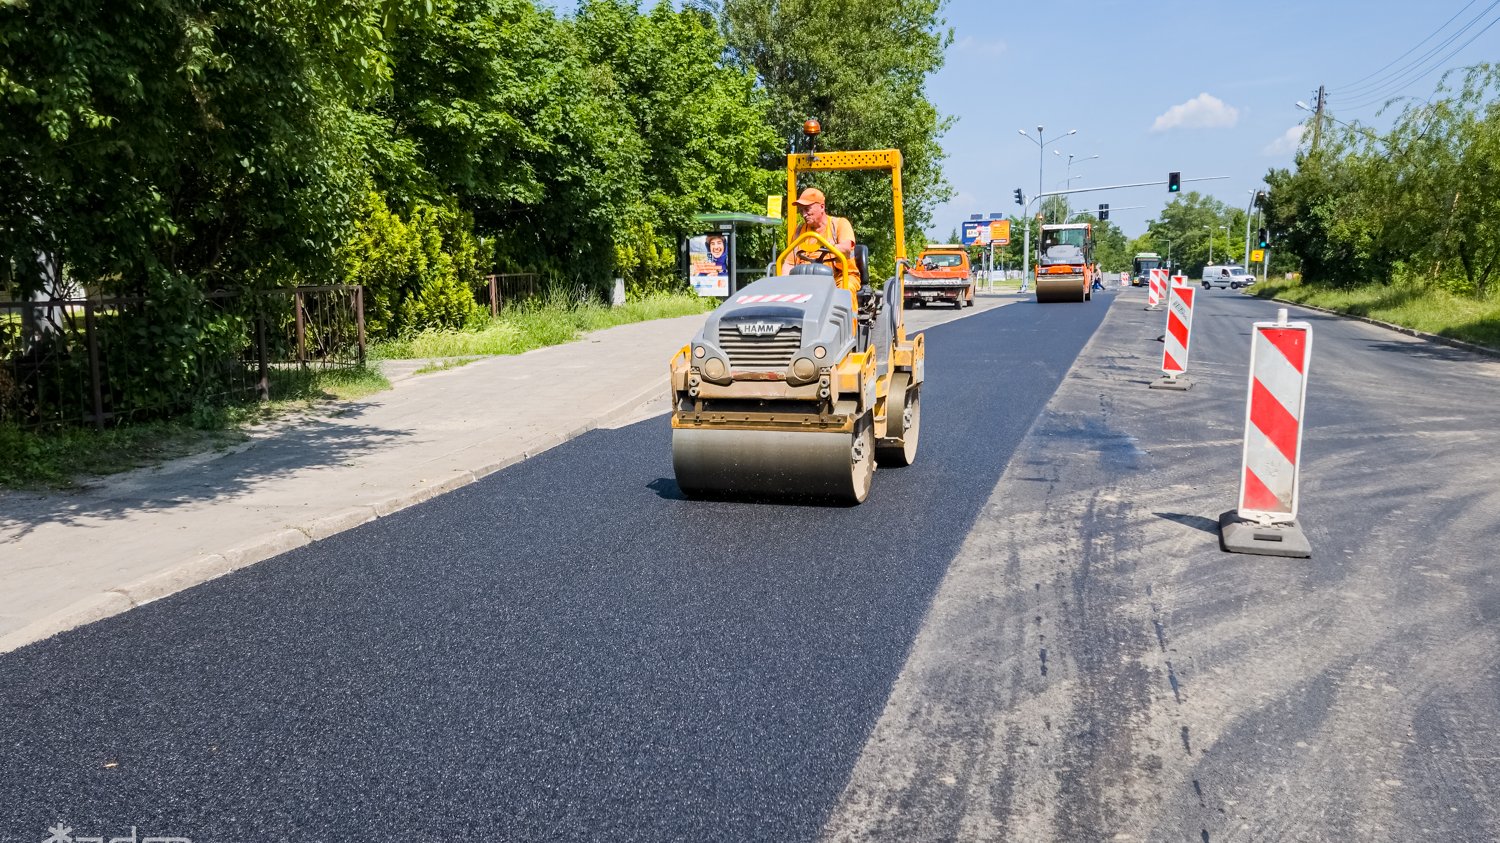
[688,233,730,297]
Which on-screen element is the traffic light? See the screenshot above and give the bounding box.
[1257,227,1269,248]
[1098,203,1109,221]
[1013,188,1024,206]
[1168,172,1181,193]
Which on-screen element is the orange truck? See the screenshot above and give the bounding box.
[904,245,974,308]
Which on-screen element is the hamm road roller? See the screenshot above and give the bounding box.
[1034,222,1096,303]
[667,141,924,504]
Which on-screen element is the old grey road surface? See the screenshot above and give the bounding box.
[825,289,1500,842]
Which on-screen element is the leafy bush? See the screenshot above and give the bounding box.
[341,193,486,338]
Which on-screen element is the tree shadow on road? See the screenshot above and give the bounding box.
[0,400,411,539]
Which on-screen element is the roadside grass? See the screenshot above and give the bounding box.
[1252,278,1500,350]
[0,365,390,490]
[374,292,713,360]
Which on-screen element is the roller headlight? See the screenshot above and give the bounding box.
[704,357,727,380]
[791,357,817,381]
[694,345,706,358]
[813,345,827,359]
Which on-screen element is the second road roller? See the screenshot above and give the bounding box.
[1034,222,1096,303]
[667,130,924,504]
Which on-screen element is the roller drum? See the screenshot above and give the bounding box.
[1035,277,1087,303]
[673,421,874,504]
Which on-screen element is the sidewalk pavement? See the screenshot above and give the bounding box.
[0,313,708,654]
[0,291,1026,654]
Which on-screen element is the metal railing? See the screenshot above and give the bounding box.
[480,273,541,315]
[0,285,365,430]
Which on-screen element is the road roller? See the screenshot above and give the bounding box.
[667,144,925,504]
[1034,222,1096,303]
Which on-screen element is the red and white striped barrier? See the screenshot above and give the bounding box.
[1146,268,1167,308]
[1161,282,1195,376]
[1221,308,1314,557]
[1149,280,1196,390]
[1239,311,1312,520]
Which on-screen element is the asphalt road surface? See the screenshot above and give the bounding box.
[0,294,1111,841]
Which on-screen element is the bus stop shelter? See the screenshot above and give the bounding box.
[690,212,783,297]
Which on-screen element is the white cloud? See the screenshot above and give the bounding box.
[1263,124,1306,155]
[1150,93,1241,132]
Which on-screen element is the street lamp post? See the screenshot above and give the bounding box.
[1204,225,1214,264]
[1017,125,1077,288]
[1065,153,1098,189]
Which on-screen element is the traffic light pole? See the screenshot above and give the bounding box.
[1243,190,1265,270]
[1022,197,1032,291]
[1017,176,1227,290]
[1035,176,1228,197]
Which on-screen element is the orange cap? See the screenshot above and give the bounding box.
[793,188,826,207]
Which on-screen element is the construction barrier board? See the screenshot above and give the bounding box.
[1161,282,1196,375]
[1147,268,1167,307]
[1238,318,1313,522]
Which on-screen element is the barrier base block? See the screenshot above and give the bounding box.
[1218,511,1312,558]
[1149,375,1192,391]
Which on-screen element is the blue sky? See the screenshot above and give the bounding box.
[930,0,1498,236]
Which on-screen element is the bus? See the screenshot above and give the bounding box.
[1130,252,1161,287]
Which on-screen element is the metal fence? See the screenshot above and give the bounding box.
[480,273,541,315]
[0,285,365,430]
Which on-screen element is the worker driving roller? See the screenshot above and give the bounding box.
[780,187,861,285]
[667,128,924,504]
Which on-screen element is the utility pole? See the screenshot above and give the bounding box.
[1309,84,1327,153]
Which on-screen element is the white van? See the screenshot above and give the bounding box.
[1201,265,1257,289]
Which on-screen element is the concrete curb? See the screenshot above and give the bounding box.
[1260,295,1500,359]
[0,372,669,655]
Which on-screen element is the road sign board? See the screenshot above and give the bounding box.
[989,220,1011,246]
[1251,249,1265,262]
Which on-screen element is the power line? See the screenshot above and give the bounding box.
[1330,0,1481,93]
[1340,11,1500,110]
[1332,0,1500,103]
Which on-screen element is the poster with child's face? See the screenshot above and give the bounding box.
[688,234,730,297]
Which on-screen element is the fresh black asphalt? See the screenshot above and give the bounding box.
[0,295,1111,842]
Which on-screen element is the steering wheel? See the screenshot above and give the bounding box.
[796,245,837,264]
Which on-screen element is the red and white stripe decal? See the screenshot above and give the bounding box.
[1147,268,1167,306]
[1161,282,1195,374]
[1238,320,1313,520]
[735,293,812,304]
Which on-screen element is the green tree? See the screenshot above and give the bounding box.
[0,0,388,292]
[572,0,780,293]
[1263,64,1500,295]
[0,0,390,418]
[1141,192,1239,277]
[1073,215,1128,272]
[717,0,953,277]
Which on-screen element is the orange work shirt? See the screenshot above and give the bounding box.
[788,216,859,280]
